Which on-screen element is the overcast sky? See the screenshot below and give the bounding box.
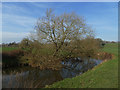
[2,2,118,43]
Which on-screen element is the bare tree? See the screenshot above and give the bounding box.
[32,9,94,56]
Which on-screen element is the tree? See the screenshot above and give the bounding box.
[31,9,94,56]
[19,9,100,70]
[19,38,32,50]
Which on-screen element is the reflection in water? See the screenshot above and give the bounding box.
[2,58,102,88]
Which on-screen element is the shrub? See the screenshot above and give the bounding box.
[2,49,24,67]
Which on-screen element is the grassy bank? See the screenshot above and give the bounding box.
[46,43,118,88]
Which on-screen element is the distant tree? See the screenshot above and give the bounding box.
[19,38,32,50]
[111,41,116,43]
[96,38,105,47]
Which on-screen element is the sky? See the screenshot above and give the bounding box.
[1,2,118,43]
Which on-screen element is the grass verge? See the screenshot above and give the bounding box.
[46,43,118,88]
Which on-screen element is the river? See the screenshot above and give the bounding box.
[2,58,102,88]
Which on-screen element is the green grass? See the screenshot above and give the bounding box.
[46,43,118,88]
[1,47,18,52]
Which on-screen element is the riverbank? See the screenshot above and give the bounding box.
[2,46,112,69]
[46,43,118,88]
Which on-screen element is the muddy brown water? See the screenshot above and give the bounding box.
[2,58,102,88]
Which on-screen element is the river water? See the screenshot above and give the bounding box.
[2,58,102,88]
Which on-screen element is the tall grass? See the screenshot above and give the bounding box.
[2,49,24,68]
[2,72,41,88]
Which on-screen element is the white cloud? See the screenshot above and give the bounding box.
[1,31,30,43]
[2,31,29,38]
[3,14,37,28]
[30,2,50,8]
[3,3,24,11]
[2,3,37,43]
[2,3,35,16]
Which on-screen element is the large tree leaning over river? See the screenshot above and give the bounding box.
[31,9,95,57]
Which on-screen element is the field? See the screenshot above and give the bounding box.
[1,47,18,52]
[46,43,118,88]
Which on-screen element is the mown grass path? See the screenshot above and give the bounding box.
[47,43,118,88]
